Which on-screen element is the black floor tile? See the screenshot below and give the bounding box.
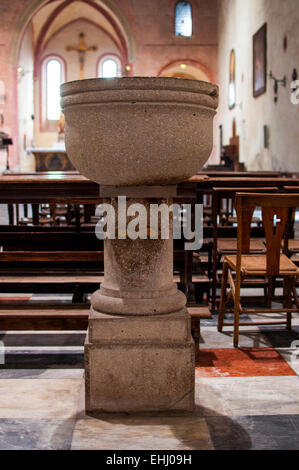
[206,414,299,450]
[0,332,86,347]
[0,418,75,450]
[260,327,299,348]
[0,352,84,369]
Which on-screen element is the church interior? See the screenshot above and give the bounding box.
[0,0,299,451]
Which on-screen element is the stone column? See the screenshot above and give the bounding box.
[85,195,195,414]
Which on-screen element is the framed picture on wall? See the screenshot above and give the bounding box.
[228,49,236,109]
[253,23,267,97]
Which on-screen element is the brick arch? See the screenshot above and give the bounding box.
[157,59,215,83]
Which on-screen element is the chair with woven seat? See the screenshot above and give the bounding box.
[211,187,278,310]
[218,193,299,347]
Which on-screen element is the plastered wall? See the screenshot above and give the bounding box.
[217,0,299,172]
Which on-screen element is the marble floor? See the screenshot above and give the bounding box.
[0,292,299,450]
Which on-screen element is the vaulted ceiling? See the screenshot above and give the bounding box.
[28,0,133,68]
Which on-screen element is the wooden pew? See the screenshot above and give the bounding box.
[0,303,90,330]
[0,251,104,302]
[1,172,297,318]
[193,176,299,187]
[198,170,281,178]
[0,243,206,306]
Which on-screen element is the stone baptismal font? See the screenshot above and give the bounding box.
[61,77,218,413]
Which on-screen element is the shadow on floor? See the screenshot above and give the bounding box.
[74,405,252,450]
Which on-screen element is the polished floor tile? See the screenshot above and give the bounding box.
[71,414,214,450]
[275,348,299,375]
[0,301,298,449]
[206,414,299,450]
[290,414,299,431]
[205,415,252,450]
[259,326,299,348]
[0,378,82,419]
[195,376,299,417]
[195,348,296,377]
[0,368,84,379]
[0,418,75,450]
[248,435,299,450]
[200,326,272,349]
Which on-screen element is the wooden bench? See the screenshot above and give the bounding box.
[0,251,104,302]
[189,306,212,361]
[0,248,207,306]
[0,303,90,330]
[0,303,212,361]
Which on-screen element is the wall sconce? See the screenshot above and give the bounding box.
[291,68,298,92]
[17,66,32,80]
[124,64,132,76]
[268,70,287,103]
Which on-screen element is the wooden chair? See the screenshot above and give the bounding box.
[218,193,299,347]
[282,187,299,259]
[211,187,277,310]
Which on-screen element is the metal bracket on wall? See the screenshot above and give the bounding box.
[268,70,287,103]
[291,68,298,92]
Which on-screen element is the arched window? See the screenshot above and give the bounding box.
[46,58,63,120]
[98,56,121,78]
[41,56,65,130]
[175,1,192,37]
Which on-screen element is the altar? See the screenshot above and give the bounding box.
[27,148,76,172]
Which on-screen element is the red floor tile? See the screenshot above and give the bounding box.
[195,348,297,377]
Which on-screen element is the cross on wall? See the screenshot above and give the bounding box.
[66,32,98,80]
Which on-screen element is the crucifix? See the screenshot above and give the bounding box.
[66,32,98,80]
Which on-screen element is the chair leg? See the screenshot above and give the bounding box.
[233,271,242,348]
[285,277,293,331]
[218,261,228,332]
[292,278,299,309]
[267,276,274,309]
[191,317,200,363]
[211,250,218,311]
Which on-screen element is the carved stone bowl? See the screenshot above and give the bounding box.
[61,77,218,186]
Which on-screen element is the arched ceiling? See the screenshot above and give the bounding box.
[10,0,136,65]
[32,0,122,54]
[31,1,61,44]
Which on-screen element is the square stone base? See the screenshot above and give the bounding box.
[85,309,195,414]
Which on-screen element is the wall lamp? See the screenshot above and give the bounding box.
[291,68,298,92]
[268,70,287,103]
